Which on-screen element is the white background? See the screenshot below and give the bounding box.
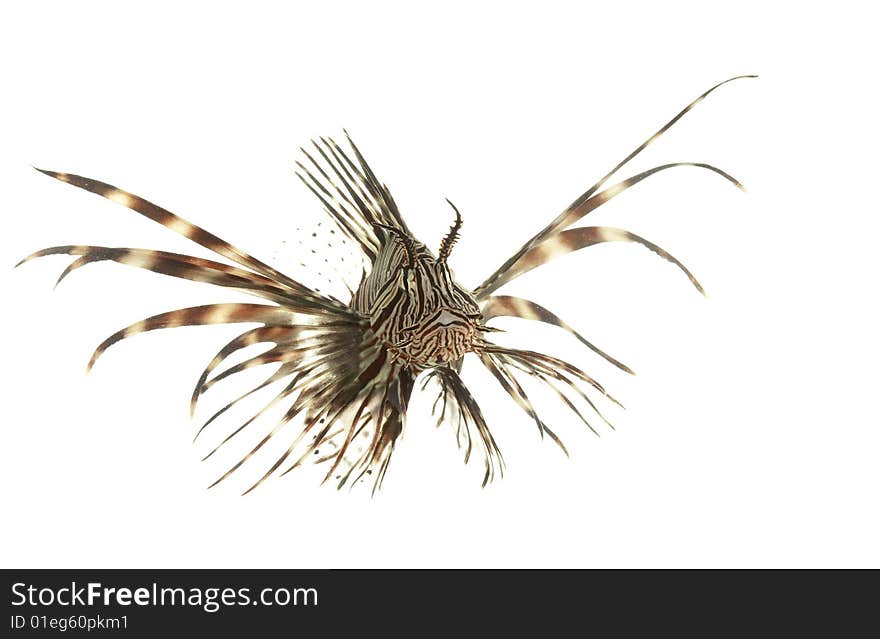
[1,1,877,568]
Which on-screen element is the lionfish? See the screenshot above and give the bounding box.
[17,76,752,494]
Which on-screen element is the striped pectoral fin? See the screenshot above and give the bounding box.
[193,362,298,446]
[485,343,622,406]
[473,75,755,300]
[206,382,308,491]
[33,169,306,293]
[473,162,743,299]
[433,366,504,486]
[544,76,755,239]
[190,325,297,415]
[552,162,745,234]
[486,226,705,297]
[202,338,406,494]
[246,364,385,495]
[317,389,376,487]
[473,163,742,300]
[207,366,366,492]
[195,367,307,469]
[18,245,289,297]
[87,303,292,371]
[479,352,569,456]
[481,343,621,443]
[480,295,634,375]
[553,75,755,220]
[196,342,302,396]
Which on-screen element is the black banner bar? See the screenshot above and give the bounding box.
[2,569,873,635]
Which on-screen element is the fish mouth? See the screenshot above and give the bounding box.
[387,309,478,367]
